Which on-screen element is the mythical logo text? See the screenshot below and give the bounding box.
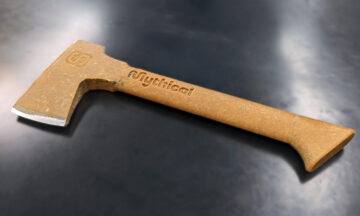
[128,70,194,96]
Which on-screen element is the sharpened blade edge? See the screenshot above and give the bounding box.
[11,107,66,127]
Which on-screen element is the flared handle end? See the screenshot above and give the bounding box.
[290,117,355,172]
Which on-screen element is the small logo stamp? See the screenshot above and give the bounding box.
[66,51,92,67]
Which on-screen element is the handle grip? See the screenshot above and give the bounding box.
[103,57,355,172]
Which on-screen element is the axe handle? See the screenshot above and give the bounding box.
[104,58,354,172]
[118,67,295,143]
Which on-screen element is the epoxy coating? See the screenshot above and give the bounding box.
[1,0,360,215]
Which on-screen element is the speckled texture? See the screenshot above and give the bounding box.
[13,40,355,172]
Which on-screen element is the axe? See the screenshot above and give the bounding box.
[12,40,355,172]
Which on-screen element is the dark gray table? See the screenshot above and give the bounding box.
[1,0,360,215]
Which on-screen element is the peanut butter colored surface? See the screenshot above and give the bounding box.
[13,40,355,172]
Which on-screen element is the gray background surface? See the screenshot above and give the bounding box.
[1,0,360,215]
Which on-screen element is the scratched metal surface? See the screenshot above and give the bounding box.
[1,0,360,215]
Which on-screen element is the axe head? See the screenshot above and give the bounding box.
[12,40,107,126]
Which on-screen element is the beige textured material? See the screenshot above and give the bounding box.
[12,40,355,172]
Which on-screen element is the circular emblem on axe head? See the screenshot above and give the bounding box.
[66,51,92,67]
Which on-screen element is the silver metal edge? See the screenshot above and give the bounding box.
[11,107,66,127]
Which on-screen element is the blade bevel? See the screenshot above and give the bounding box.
[11,105,66,127]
